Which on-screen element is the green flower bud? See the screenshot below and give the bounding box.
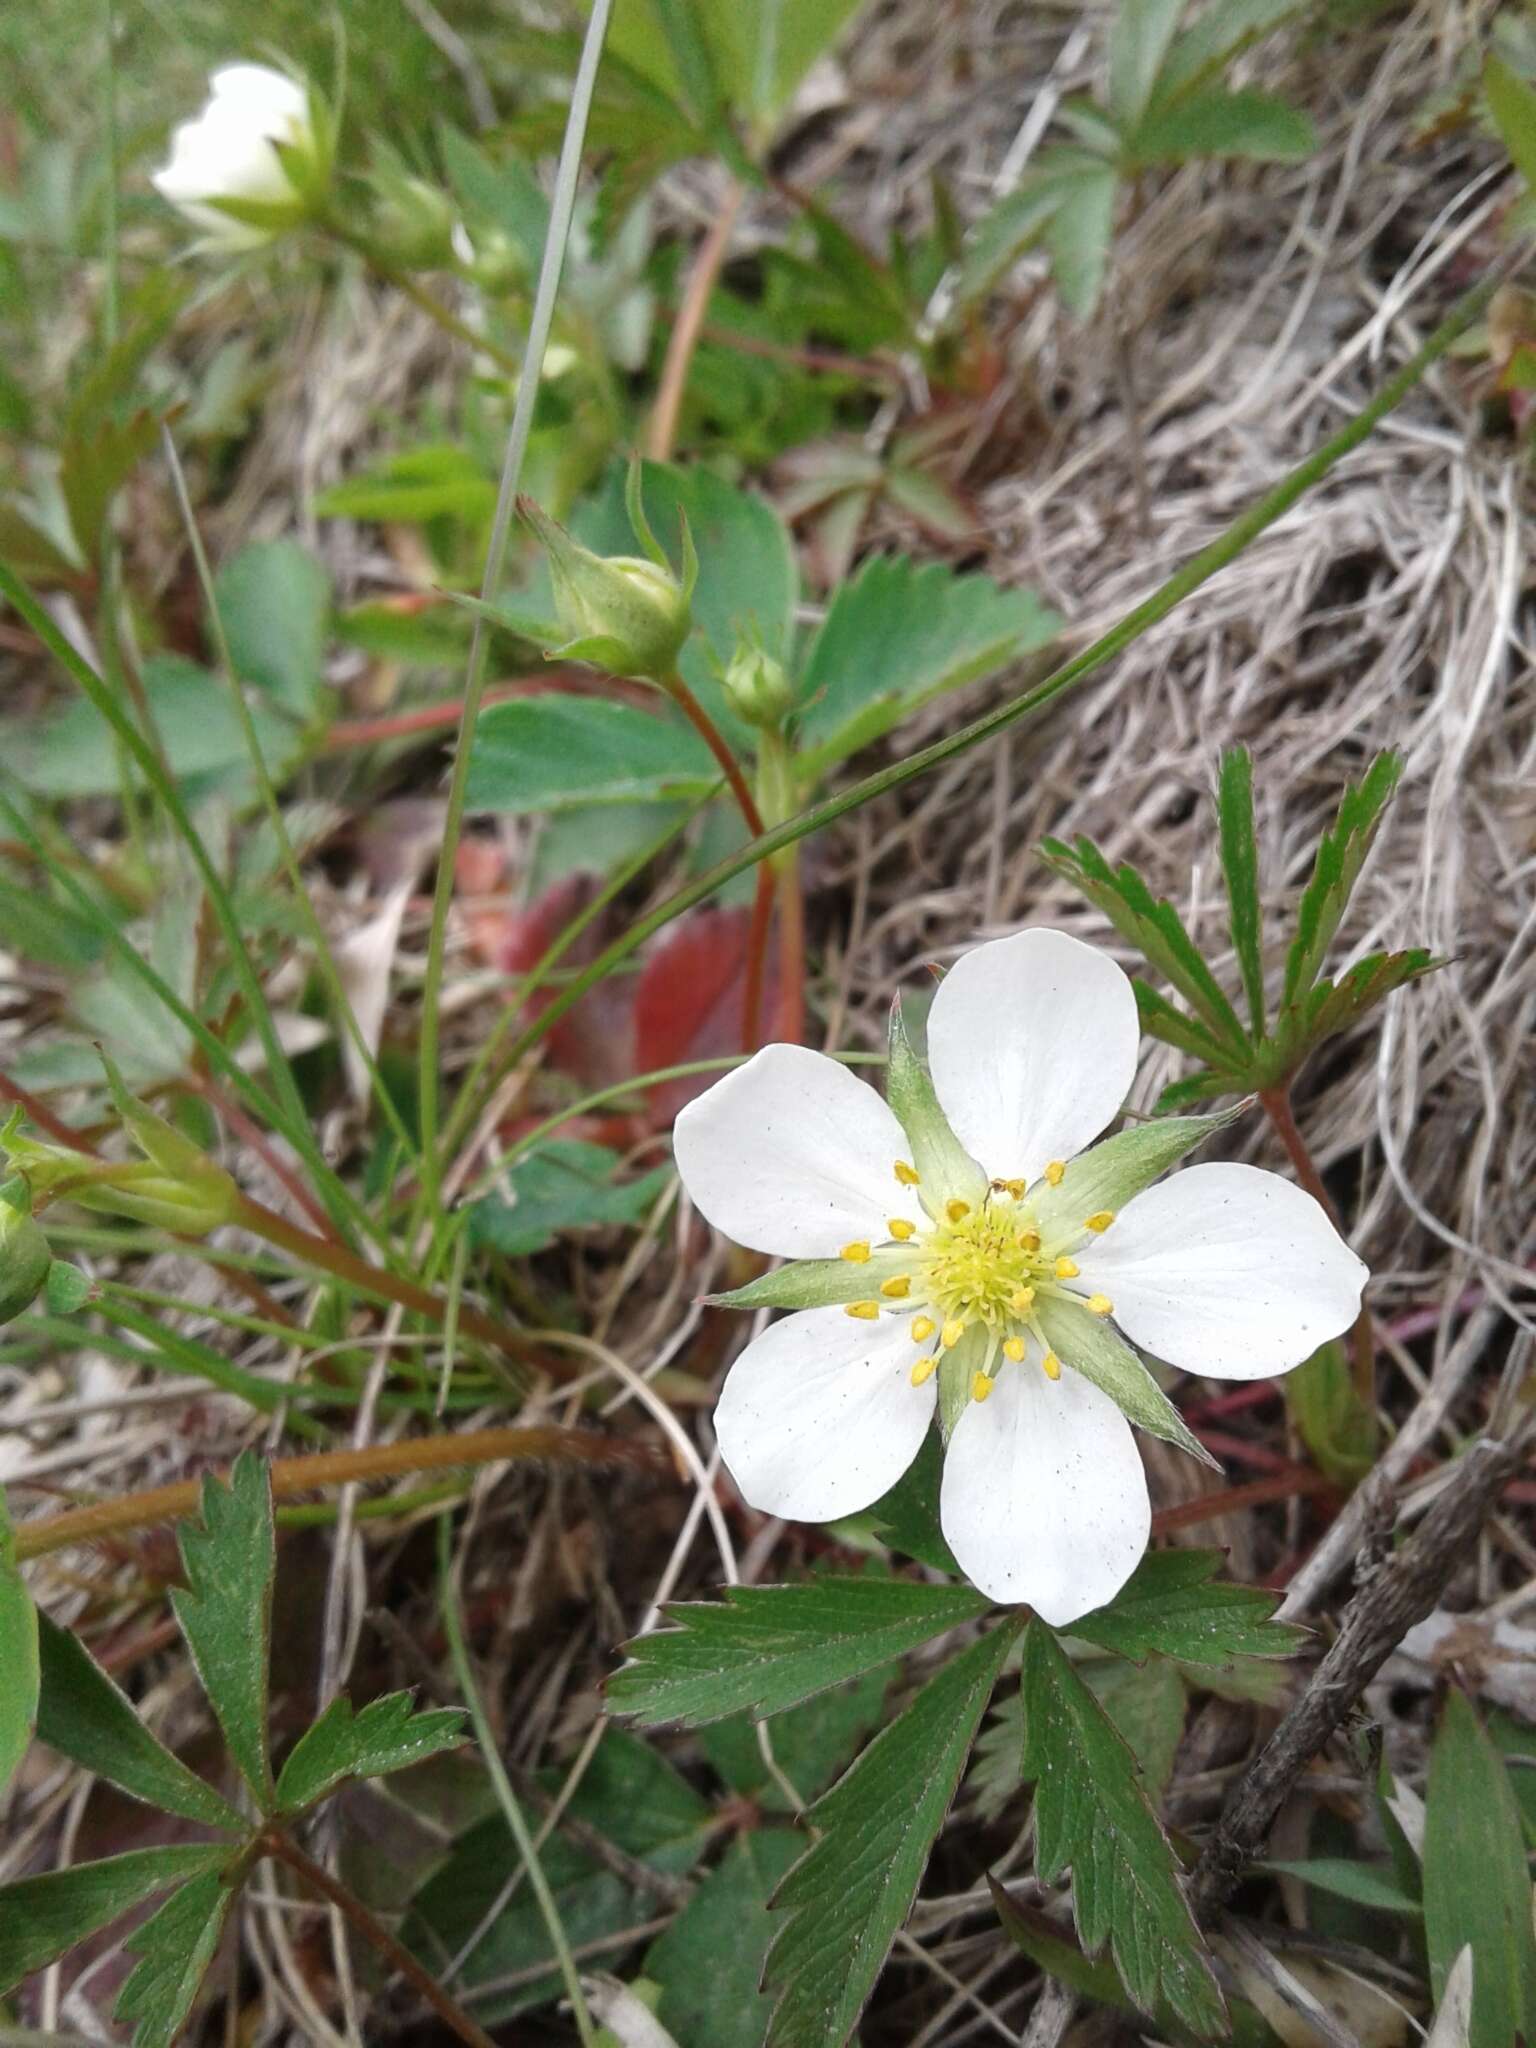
[373,173,459,270]
[452,222,529,294]
[722,641,794,729]
[518,464,695,684]
[0,1193,49,1325]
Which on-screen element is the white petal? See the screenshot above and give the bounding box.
[940,1350,1150,1624]
[1078,1161,1366,1380]
[208,64,310,124]
[673,1043,924,1258]
[926,929,1139,1184]
[714,1306,934,1522]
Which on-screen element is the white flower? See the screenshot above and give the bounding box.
[152,65,317,252]
[674,928,1366,1626]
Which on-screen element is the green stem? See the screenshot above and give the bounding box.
[416,0,616,1210]
[485,265,1506,1079]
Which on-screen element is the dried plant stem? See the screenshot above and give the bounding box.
[647,180,743,461]
[262,1828,499,2048]
[13,1426,664,1560]
[1258,1087,1376,1406]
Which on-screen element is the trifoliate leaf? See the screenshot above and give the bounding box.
[1068,1548,1303,1668]
[115,1867,236,2048]
[608,1576,988,1727]
[1216,748,1266,1034]
[1022,1621,1225,2035]
[0,1483,37,1797]
[763,1620,1018,2046]
[170,1451,275,1807]
[274,1691,466,1813]
[1423,1688,1536,2046]
[0,1845,229,1995]
[36,1614,242,1830]
[885,994,988,1205]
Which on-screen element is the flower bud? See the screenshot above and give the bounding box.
[0,1192,49,1326]
[152,63,325,253]
[721,641,794,729]
[518,494,693,683]
[451,222,529,295]
[373,172,458,271]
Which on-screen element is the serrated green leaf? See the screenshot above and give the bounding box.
[1087,1657,1187,1802]
[1278,947,1441,1067]
[1022,1621,1225,2034]
[1280,751,1401,1012]
[608,1576,988,1727]
[171,1451,274,1809]
[885,996,987,1204]
[1035,1296,1217,1468]
[1423,1688,1536,2045]
[0,1484,37,1796]
[213,540,331,720]
[35,1613,243,1831]
[648,1830,802,2048]
[465,694,718,813]
[0,1845,229,1996]
[701,1665,891,1810]
[795,553,1058,776]
[1284,1338,1377,1486]
[1133,982,1240,1068]
[1044,161,1120,319]
[1129,88,1315,165]
[1068,1549,1302,1668]
[1031,1107,1241,1242]
[1154,1070,1237,1112]
[763,1620,1017,2046]
[1152,0,1301,106]
[1263,1857,1423,1915]
[274,1692,465,1814]
[1040,836,1248,1051]
[1109,0,1187,128]
[314,445,497,527]
[1487,54,1536,192]
[1217,748,1266,1034]
[115,1868,235,2048]
[469,1139,672,1256]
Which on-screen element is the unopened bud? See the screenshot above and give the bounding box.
[374,172,458,270]
[0,1191,49,1325]
[518,496,692,684]
[722,641,794,728]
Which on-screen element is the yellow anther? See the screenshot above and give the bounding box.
[1087,1293,1113,1317]
[1044,1160,1066,1187]
[894,1159,920,1186]
[845,1300,880,1321]
[1003,1336,1026,1363]
[1054,1256,1080,1280]
[910,1355,938,1386]
[1017,1228,1041,1253]
[971,1371,995,1402]
[941,1318,966,1350]
[880,1275,911,1300]
[888,1217,916,1241]
[1085,1210,1115,1233]
[840,1239,871,1264]
[1041,1350,1062,1381]
[1006,1178,1027,1200]
[1010,1285,1035,1313]
[945,1198,970,1223]
[910,1315,937,1344]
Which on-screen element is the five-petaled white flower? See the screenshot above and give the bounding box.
[152,65,317,252]
[675,929,1366,1626]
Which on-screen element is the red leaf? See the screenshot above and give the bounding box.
[634,906,776,1124]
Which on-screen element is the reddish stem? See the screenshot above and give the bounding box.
[0,1072,95,1151]
[668,676,765,838]
[192,1077,339,1243]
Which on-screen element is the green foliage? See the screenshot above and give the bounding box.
[608,1574,989,1726]
[1043,747,1440,1106]
[214,539,331,720]
[0,1845,231,1998]
[762,1619,1017,2046]
[701,1666,892,1810]
[116,1868,238,2048]
[470,1139,673,1256]
[274,1692,465,1813]
[1486,52,1536,192]
[465,694,718,812]
[0,1483,38,1796]
[1264,1857,1423,1915]
[1021,1621,1225,2035]
[1423,1687,1536,2045]
[647,1831,802,2048]
[1284,1337,1379,1484]
[170,1452,275,1805]
[1069,1547,1302,1668]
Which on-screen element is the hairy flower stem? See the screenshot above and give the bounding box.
[1258,1087,1376,1408]
[262,1828,499,2048]
[13,1426,665,1561]
[232,1193,556,1374]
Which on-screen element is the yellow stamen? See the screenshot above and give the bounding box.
[1041,1350,1062,1380]
[1017,1228,1040,1253]
[1044,1160,1066,1187]
[1006,1178,1027,1200]
[1087,1293,1114,1317]
[845,1301,880,1321]
[945,1198,970,1223]
[910,1355,938,1386]
[971,1371,995,1402]
[941,1318,965,1350]
[880,1275,911,1300]
[894,1159,920,1186]
[1003,1336,1025,1363]
[1054,1256,1079,1280]
[910,1315,936,1344]
[1010,1285,1035,1313]
[888,1217,916,1241]
[1085,1210,1115,1233]
[840,1239,871,1264]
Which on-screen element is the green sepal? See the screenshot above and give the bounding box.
[885,995,987,1205]
[1035,1298,1218,1470]
[707,1252,909,1313]
[1030,1106,1245,1241]
[937,1324,986,1441]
